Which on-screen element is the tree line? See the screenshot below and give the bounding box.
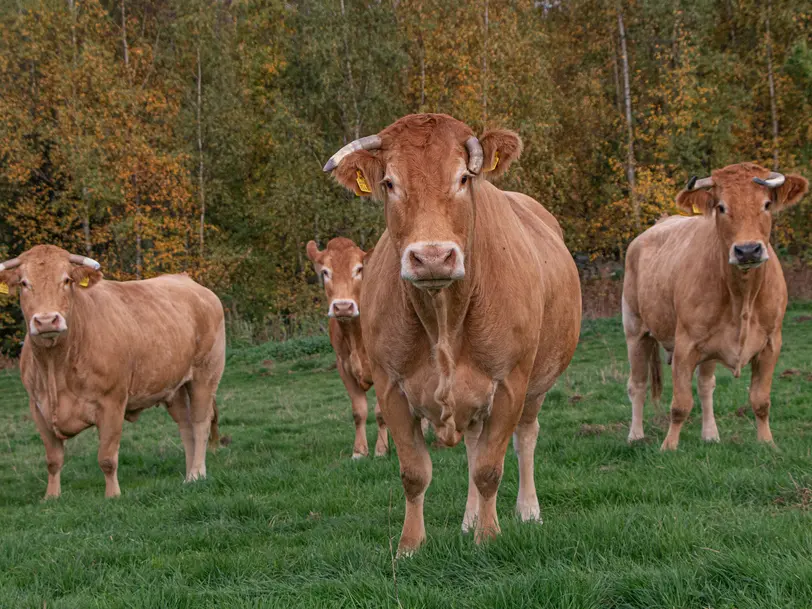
[0,0,809,347]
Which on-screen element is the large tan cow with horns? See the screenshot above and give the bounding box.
[0,245,225,498]
[623,163,808,450]
[323,114,581,555]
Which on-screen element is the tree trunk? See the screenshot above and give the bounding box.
[617,5,638,231]
[482,0,489,125]
[339,0,361,139]
[122,0,141,278]
[419,32,426,107]
[197,45,206,259]
[764,0,779,170]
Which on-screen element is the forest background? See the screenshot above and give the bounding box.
[0,0,810,350]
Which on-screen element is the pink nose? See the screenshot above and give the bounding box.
[31,312,66,335]
[401,242,465,285]
[329,299,358,318]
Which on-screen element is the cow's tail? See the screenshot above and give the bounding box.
[208,398,220,450]
[648,343,662,405]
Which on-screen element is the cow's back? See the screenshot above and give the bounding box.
[72,275,225,397]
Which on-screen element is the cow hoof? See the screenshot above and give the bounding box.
[516,502,542,524]
[474,525,500,545]
[185,471,207,482]
[702,430,720,443]
[461,514,477,534]
[396,537,424,558]
[660,438,679,451]
[373,449,387,458]
[627,428,645,443]
[351,452,366,460]
[42,493,60,501]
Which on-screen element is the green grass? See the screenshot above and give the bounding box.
[1,305,811,608]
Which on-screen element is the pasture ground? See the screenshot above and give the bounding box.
[1,305,811,608]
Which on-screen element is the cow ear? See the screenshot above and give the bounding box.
[675,188,714,215]
[478,129,523,179]
[69,266,103,288]
[306,240,324,264]
[363,246,375,264]
[0,269,21,297]
[773,174,809,211]
[331,150,385,198]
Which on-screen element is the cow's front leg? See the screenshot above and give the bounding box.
[515,393,544,523]
[472,378,525,544]
[662,338,700,451]
[750,332,781,444]
[380,382,431,556]
[96,401,125,498]
[462,420,483,533]
[337,359,369,459]
[697,360,719,442]
[30,399,64,499]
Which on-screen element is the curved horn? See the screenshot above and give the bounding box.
[68,254,101,270]
[465,136,484,175]
[753,171,785,188]
[686,176,714,190]
[0,258,21,272]
[322,135,383,173]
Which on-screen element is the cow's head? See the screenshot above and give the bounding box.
[306,237,368,320]
[676,163,808,270]
[0,245,102,347]
[323,114,522,290]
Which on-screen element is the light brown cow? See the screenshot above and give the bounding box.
[323,114,581,554]
[306,237,388,458]
[0,245,225,498]
[623,163,809,450]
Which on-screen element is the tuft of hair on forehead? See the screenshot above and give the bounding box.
[379,113,474,150]
[325,237,364,253]
[20,244,73,264]
[711,161,770,185]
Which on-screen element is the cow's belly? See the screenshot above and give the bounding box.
[399,360,497,431]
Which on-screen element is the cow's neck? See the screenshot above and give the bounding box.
[721,251,767,377]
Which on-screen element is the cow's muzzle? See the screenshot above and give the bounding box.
[30,312,67,338]
[730,241,768,269]
[400,242,465,289]
[329,299,359,319]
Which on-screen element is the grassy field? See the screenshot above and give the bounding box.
[1,305,811,609]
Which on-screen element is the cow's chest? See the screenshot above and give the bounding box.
[32,387,95,439]
[702,320,771,375]
[398,357,498,429]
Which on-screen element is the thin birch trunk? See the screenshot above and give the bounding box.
[339,0,361,139]
[617,6,638,231]
[197,45,206,258]
[765,0,779,170]
[482,0,488,125]
[122,0,141,278]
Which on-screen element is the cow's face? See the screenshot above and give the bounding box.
[0,245,102,347]
[306,238,367,320]
[676,163,808,270]
[326,114,522,290]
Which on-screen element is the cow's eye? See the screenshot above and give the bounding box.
[384,179,394,191]
[717,203,727,215]
[63,277,72,286]
[461,175,468,186]
[20,279,31,289]
[322,269,330,280]
[763,200,772,212]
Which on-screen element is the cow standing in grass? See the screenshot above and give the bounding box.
[0,245,225,498]
[623,163,809,450]
[323,114,581,554]
[306,238,388,459]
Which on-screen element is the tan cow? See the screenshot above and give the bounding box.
[0,245,225,498]
[323,114,581,554]
[306,237,388,458]
[623,163,809,450]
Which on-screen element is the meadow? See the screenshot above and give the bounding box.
[1,306,811,608]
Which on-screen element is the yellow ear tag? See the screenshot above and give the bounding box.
[355,170,372,194]
[692,203,702,215]
[489,151,500,172]
[79,277,89,287]
[0,283,8,295]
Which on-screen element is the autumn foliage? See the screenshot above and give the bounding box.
[0,0,810,348]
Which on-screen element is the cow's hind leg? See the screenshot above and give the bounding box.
[96,400,125,497]
[373,401,388,457]
[30,399,65,499]
[186,378,218,481]
[166,388,196,478]
[697,361,719,442]
[624,299,658,442]
[337,360,369,459]
[661,339,701,451]
[514,393,543,523]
